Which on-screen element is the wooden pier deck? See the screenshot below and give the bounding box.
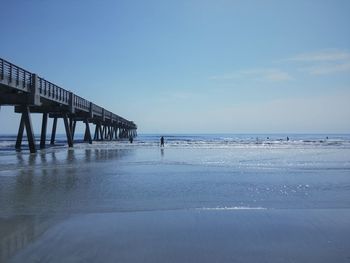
[0,57,137,153]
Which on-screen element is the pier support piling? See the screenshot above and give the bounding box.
[72,120,76,141]
[15,115,25,150]
[50,117,57,145]
[115,127,118,139]
[15,107,36,153]
[94,125,98,140]
[63,114,73,147]
[84,120,92,144]
[99,125,104,141]
[40,113,48,149]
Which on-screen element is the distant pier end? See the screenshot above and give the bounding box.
[0,57,137,153]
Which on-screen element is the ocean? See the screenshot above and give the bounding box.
[1,134,350,262]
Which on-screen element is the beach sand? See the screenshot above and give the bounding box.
[6,209,350,263]
[1,143,350,262]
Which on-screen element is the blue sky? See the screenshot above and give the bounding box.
[1,0,350,133]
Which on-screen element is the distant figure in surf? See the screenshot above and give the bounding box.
[287,136,289,141]
[160,136,164,147]
[129,136,133,143]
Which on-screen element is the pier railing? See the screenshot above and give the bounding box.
[73,94,90,112]
[0,58,32,92]
[0,57,136,129]
[38,77,70,105]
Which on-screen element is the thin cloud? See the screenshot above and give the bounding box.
[288,49,350,62]
[170,91,193,100]
[210,49,350,82]
[157,91,195,104]
[210,68,292,82]
[263,70,292,81]
[287,49,350,75]
[300,62,350,75]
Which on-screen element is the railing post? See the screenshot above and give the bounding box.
[89,102,93,118]
[0,59,3,80]
[16,67,19,86]
[29,74,41,106]
[9,64,12,83]
[69,92,75,113]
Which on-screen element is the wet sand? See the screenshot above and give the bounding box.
[8,209,350,263]
[1,144,350,262]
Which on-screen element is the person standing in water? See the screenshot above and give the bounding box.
[160,136,164,147]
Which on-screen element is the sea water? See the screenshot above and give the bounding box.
[1,134,350,262]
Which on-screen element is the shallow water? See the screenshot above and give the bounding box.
[1,134,350,262]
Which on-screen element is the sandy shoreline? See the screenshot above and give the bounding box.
[1,144,350,262]
[7,208,350,263]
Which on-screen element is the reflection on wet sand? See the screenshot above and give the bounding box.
[0,148,134,262]
[0,215,62,262]
[0,216,35,262]
[2,144,350,262]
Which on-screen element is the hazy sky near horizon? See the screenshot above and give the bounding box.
[1,0,350,134]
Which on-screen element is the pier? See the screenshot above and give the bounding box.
[0,57,137,153]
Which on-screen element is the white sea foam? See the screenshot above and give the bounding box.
[1,134,350,150]
[196,206,267,211]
